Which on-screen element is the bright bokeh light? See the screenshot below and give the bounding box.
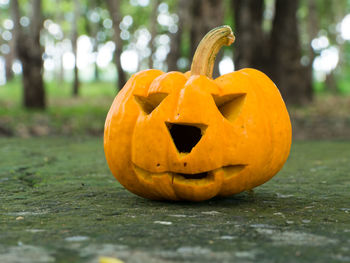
[169,24,178,34]
[120,30,130,40]
[3,19,13,30]
[48,23,63,40]
[96,41,115,68]
[177,57,189,70]
[311,36,329,50]
[0,57,5,85]
[61,36,96,71]
[63,52,75,70]
[156,3,177,34]
[138,0,149,6]
[340,14,350,40]
[0,0,9,5]
[44,58,55,71]
[135,28,151,48]
[89,11,100,23]
[155,45,169,61]
[1,30,12,41]
[77,35,94,69]
[103,18,113,29]
[219,57,234,75]
[157,14,172,26]
[313,46,339,75]
[122,15,133,27]
[158,34,170,45]
[135,28,151,61]
[96,31,106,42]
[121,50,138,72]
[0,43,10,54]
[12,60,22,74]
[158,2,168,13]
[130,0,149,7]
[20,16,30,27]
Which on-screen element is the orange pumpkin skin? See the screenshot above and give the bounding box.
[104,67,292,201]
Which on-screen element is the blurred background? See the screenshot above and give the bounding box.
[0,0,349,139]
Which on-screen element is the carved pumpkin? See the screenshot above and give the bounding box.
[104,26,292,201]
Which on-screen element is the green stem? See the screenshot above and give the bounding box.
[190,25,235,78]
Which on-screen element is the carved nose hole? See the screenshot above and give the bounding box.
[166,123,205,153]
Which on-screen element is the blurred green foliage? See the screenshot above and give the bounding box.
[0,79,114,136]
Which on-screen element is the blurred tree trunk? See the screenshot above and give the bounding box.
[11,0,46,109]
[306,0,318,67]
[325,73,338,93]
[92,38,100,81]
[4,56,14,82]
[91,23,100,82]
[85,27,100,82]
[149,0,160,68]
[72,0,80,96]
[55,0,65,84]
[167,0,188,71]
[85,0,100,81]
[4,30,15,82]
[233,0,312,105]
[269,0,312,104]
[106,0,127,90]
[58,53,65,84]
[232,0,266,70]
[189,0,224,77]
[303,0,319,94]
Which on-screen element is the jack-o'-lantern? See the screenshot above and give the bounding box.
[104,26,292,201]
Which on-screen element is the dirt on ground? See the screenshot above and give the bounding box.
[290,95,350,140]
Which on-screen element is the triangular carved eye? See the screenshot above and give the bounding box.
[134,93,168,114]
[212,93,246,122]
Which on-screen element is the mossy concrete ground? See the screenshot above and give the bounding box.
[0,137,349,263]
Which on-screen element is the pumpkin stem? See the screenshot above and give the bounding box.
[190,25,235,78]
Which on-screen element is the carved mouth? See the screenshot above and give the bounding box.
[178,171,210,179]
[133,164,246,183]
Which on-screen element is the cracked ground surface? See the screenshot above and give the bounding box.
[1,137,350,262]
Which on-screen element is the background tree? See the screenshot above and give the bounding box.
[148,0,160,68]
[4,32,15,82]
[189,0,224,77]
[72,0,80,96]
[11,0,45,109]
[166,0,189,71]
[232,0,265,70]
[106,0,126,90]
[0,4,15,82]
[84,0,103,82]
[269,0,312,104]
[233,0,312,105]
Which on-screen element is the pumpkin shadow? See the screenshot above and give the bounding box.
[129,190,283,209]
